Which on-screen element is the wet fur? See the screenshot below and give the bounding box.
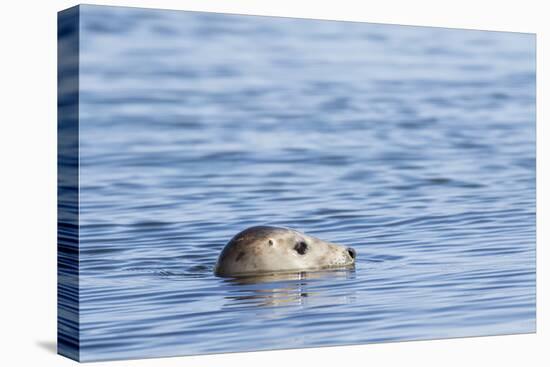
[215,226,355,277]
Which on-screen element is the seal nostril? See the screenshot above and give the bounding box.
[347,248,356,259]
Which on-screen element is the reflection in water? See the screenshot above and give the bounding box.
[223,269,357,308]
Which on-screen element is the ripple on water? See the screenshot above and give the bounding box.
[72,5,536,362]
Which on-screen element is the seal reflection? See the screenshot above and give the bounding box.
[221,268,357,308]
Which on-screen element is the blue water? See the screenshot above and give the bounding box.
[74,5,535,362]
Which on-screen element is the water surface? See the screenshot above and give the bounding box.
[74,5,535,361]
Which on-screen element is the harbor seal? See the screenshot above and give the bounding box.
[214,226,356,277]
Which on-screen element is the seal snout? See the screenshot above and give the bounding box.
[346,247,356,260]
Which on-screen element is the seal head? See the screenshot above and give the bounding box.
[214,226,356,277]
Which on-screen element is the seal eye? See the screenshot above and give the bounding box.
[294,241,308,255]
